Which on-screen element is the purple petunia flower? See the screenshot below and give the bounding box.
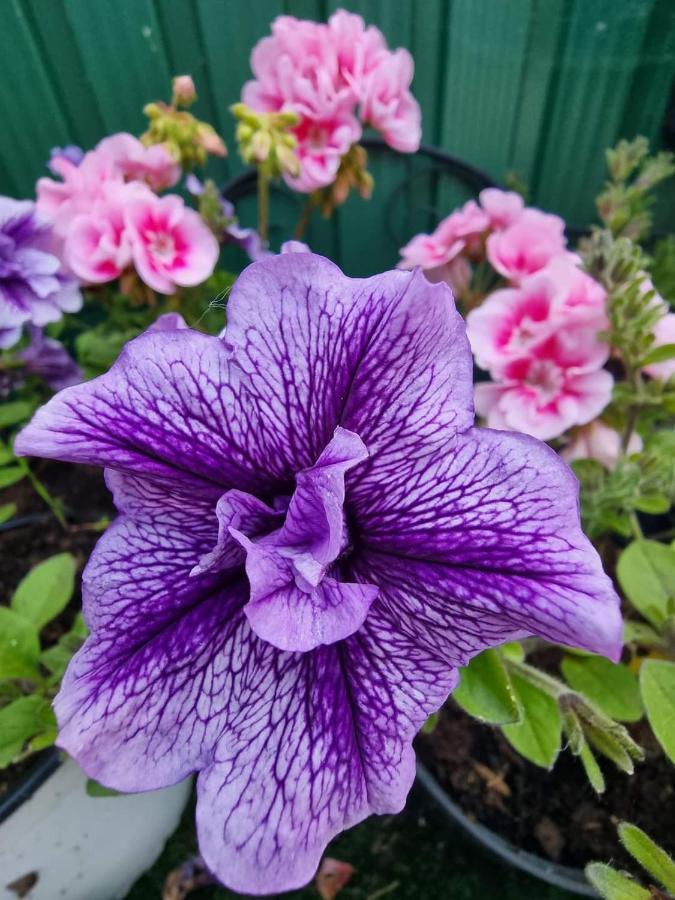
[18,326,82,391]
[0,197,82,349]
[15,253,621,895]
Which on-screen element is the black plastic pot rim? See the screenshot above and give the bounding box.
[0,748,61,826]
[415,762,598,898]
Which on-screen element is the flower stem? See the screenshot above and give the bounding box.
[257,169,270,245]
[18,459,67,529]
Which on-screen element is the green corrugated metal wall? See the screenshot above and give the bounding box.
[1,0,674,230]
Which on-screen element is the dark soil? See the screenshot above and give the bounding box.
[417,699,675,875]
[0,460,113,801]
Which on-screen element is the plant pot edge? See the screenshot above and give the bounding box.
[415,761,598,898]
[0,747,61,825]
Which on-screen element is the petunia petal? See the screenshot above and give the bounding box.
[195,614,456,894]
[14,328,278,498]
[224,254,474,473]
[54,471,243,787]
[351,426,622,660]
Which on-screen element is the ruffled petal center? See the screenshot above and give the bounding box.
[196,426,379,652]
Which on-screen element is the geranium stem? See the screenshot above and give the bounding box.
[257,169,270,244]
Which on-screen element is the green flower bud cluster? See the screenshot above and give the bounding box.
[230,103,300,179]
[141,76,227,171]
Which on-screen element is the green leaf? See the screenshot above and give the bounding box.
[578,739,605,793]
[0,442,14,465]
[0,466,25,489]
[501,671,561,768]
[0,502,17,524]
[640,659,675,763]
[623,620,663,648]
[617,540,675,626]
[85,778,122,798]
[619,822,675,893]
[40,613,88,682]
[585,863,650,900]
[0,696,56,766]
[500,642,525,662]
[0,400,34,428]
[561,656,643,722]
[453,649,520,725]
[640,342,675,366]
[633,493,670,515]
[0,607,40,680]
[421,712,439,735]
[11,553,76,630]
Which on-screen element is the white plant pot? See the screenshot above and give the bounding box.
[0,753,192,900]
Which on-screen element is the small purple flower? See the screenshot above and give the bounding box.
[47,145,84,176]
[0,197,82,349]
[15,254,621,894]
[19,326,82,391]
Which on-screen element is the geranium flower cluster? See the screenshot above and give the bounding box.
[37,133,219,294]
[242,9,421,192]
[400,189,615,442]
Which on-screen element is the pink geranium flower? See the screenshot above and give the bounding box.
[63,183,136,284]
[467,276,559,376]
[562,421,642,470]
[467,262,608,377]
[243,11,421,192]
[399,200,489,276]
[486,208,573,282]
[97,133,181,192]
[124,191,219,294]
[360,49,421,153]
[37,150,121,240]
[284,114,362,193]
[328,10,387,85]
[475,361,614,441]
[478,188,524,230]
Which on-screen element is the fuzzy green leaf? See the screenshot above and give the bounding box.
[11,553,76,631]
[585,863,649,900]
[0,607,40,680]
[619,822,675,893]
[501,671,561,768]
[561,656,643,722]
[639,659,675,763]
[578,739,605,794]
[453,649,520,724]
[617,540,675,626]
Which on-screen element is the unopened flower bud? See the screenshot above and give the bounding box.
[197,125,227,157]
[276,143,300,177]
[172,74,197,108]
[251,130,272,162]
